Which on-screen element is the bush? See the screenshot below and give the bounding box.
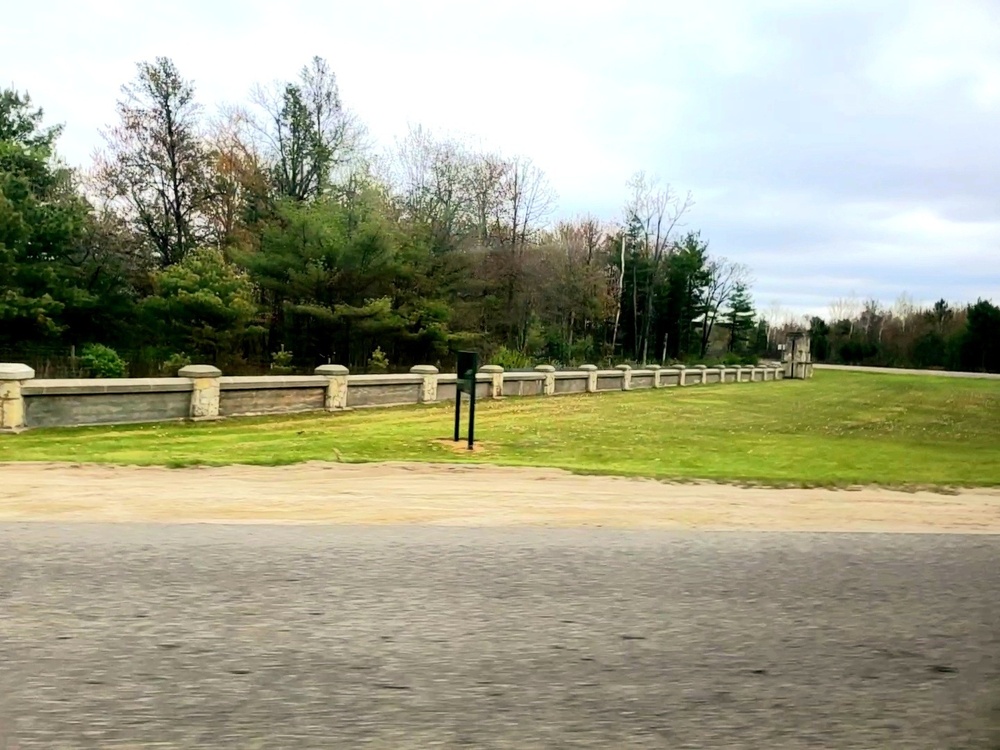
[270,346,294,374]
[368,346,389,373]
[490,346,533,370]
[80,344,128,378]
[161,352,192,376]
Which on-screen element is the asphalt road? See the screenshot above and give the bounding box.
[1,524,998,749]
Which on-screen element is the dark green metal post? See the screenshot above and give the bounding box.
[455,351,479,449]
[467,375,476,450]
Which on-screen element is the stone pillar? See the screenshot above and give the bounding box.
[580,365,598,393]
[535,365,556,396]
[615,364,632,390]
[695,364,708,384]
[411,365,439,403]
[783,331,813,379]
[0,363,34,433]
[178,365,222,421]
[648,364,662,388]
[676,365,687,386]
[719,366,728,384]
[315,364,349,411]
[480,365,504,399]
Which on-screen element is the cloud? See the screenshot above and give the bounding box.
[2,0,998,314]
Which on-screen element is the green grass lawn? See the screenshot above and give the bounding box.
[2,371,998,488]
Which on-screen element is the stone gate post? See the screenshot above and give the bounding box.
[480,365,504,399]
[0,363,34,433]
[411,365,439,403]
[178,365,222,421]
[315,365,350,410]
[535,365,556,395]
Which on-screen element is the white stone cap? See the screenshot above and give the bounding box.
[479,365,504,373]
[178,365,222,378]
[0,363,35,380]
[410,365,439,375]
[579,364,598,371]
[534,365,556,372]
[315,364,349,376]
[614,364,632,371]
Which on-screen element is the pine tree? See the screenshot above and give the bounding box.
[0,89,95,347]
[723,282,756,355]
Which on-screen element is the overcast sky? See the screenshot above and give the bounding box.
[5,0,999,316]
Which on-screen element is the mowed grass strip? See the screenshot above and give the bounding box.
[1,371,998,487]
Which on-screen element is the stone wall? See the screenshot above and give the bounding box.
[0,362,786,432]
[219,376,327,417]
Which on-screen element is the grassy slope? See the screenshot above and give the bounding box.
[1,371,998,487]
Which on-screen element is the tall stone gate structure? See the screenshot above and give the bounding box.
[783,331,813,379]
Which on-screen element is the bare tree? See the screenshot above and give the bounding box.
[764,300,791,346]
[860,298,887,342]
[466,151,509,246]
[94,57,212,266]
[204,105,268,251]
[494,155,556,249]
[893,292,917,333]
[697,258,750,356]
[829,293,861,335]
[545,217,613,352]
[388,125,476,250]
[623,171,694,363]
[489,156,556,346]
[609,233,626,358]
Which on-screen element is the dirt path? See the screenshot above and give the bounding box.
[2,462,999,532]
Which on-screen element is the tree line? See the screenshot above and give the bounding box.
[801,296,1000,373]
[2,56,995,376]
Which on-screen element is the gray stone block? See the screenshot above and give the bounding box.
[178,365,222,378]
[0,364,35,381]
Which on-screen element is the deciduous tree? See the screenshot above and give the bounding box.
[95,57,212,267]
[252,57,359,202]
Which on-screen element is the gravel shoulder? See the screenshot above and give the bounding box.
[2,461,999,532]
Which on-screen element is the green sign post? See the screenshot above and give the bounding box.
[454,351,479,450]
